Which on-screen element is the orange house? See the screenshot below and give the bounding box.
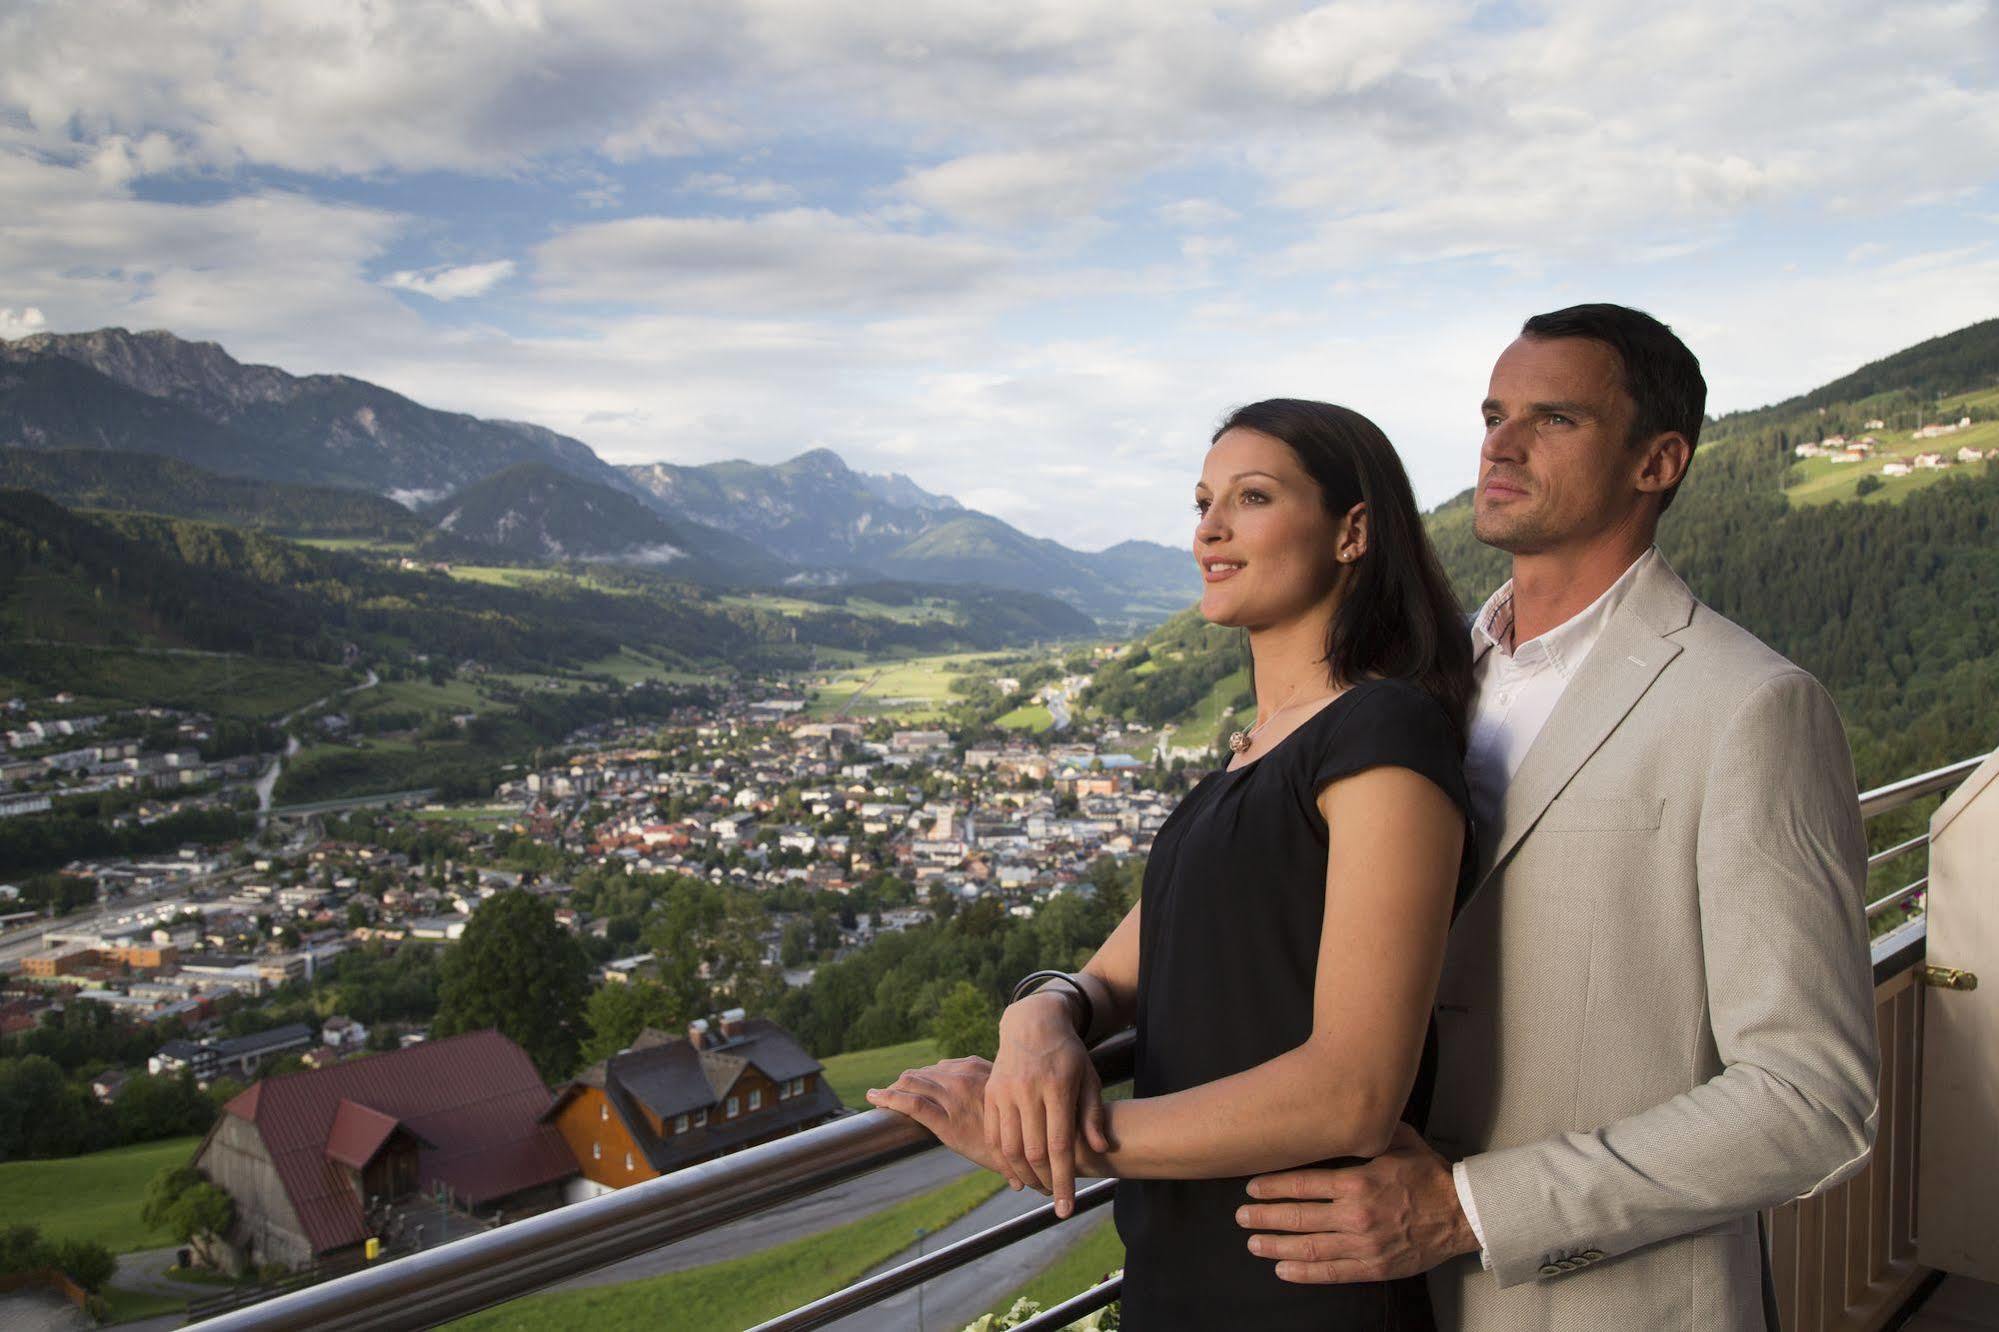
[544,1011,842,1191]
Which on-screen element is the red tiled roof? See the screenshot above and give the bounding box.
[219,1030,575,1255]
[324,1099,409,1170]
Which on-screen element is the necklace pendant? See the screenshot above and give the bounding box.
[1228,729,1251,754]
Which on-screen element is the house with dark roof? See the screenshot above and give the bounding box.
[190,1029,576,1270]
[150,1021,315,1084]
[543,1010,842,1196]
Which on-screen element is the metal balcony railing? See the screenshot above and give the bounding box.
[190,753,1990,1332]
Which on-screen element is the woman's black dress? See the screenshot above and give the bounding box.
[1113,678,1475,1330]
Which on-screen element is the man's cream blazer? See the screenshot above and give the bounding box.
[1427,554,1879,1331]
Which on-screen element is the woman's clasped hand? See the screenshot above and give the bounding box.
[865,988,1109,1218]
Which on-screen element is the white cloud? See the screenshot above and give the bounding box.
[896,147,1128,229]
[0,306,47,338]
[1251,0,1463,101]
[0,0,740,174]
[535,209,1015,314]
[384,260,518,302]
[683,172,800,204]
[0,148,408,348]
[1157,198,1240,230]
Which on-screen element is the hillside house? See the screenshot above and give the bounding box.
[151,1022,315,1083]
[543,1011,840,1199]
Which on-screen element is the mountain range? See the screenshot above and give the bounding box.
[0,328,1192,626]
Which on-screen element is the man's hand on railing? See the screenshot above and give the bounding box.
[986,991,1112,1218]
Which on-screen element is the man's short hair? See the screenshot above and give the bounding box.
[1520,303,1707,513]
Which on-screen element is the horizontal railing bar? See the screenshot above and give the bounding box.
[1858,754,1987,820]
[1867,832,1929,870]
[1011,1275,1125,1332]
[191,1030,1135,1332]
[748,1180,1117,1332]
[1866,877,1928,920]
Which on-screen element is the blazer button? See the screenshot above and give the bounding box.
[1557,1259,1580,1271]
[1539,1264,1562,1277]
[1582,1250,1604,1261]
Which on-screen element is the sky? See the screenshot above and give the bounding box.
[2,0,1997,550]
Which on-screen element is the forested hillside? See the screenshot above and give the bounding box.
[0,448,427,539]
[0,490,1096,696]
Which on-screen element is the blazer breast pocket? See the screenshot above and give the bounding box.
[1537,795,1665,832]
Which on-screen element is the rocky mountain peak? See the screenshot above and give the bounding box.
[5,325,303,417]
[782,447,852,476]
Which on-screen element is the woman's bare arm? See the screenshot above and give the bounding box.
[1069,764,1461,1178]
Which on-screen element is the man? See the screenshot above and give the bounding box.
[1236,304,1880,1328]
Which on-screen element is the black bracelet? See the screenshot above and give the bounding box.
[1010,969,1093,1042]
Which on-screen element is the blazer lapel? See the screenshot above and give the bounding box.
[1472,558,1695,896]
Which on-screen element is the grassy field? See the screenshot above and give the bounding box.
[446,1169,1003,1332]
[818,1038,939,1109]
[350,676,492,716]
[800,650,1007,720]
[295,537,419,554]
[1784,391,1999,506]
[0,1135,200,1252]
[717,592,958,626]
[1163,664,1250,754]
[988,1212,1124,1321]
[445,564,574,589]
[0,644,349,719]
[995,703,1055,732]
[577,646,699,686]
[414,806,523,833]
[98,1285,189,1324]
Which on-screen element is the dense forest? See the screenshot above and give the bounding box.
[0,447,430,539]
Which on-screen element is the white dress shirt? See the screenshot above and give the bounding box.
[1451,546,1659,1269]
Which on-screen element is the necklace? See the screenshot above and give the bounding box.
[1227,683,1322,755]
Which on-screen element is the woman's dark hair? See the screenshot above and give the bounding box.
[1213,399,1474,749]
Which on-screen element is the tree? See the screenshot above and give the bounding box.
[0,1225,114,1293]
[779,919,811,968]
[49,1237,115,1292]
[114,1072,215,1144]
[434,889,591,1082]
[929,981,1000,1060]
[640,882,784,1017]
[579,981,688,1066]
[141,1167,236,1249]
[0,1055,101,1159]
[1855,474,1884,497]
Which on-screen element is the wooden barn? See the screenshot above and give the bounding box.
[191,1029,576,1270]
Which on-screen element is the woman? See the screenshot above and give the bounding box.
[867,399,1476,1329]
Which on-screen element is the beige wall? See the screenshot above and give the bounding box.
[198,1113,316,1270]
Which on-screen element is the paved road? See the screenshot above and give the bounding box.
[551,1149,984,1290]
[112,1246,193,1298]
[816,1181,1117,1332]
[258,669,378,822]
[0,1288,94,1331]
